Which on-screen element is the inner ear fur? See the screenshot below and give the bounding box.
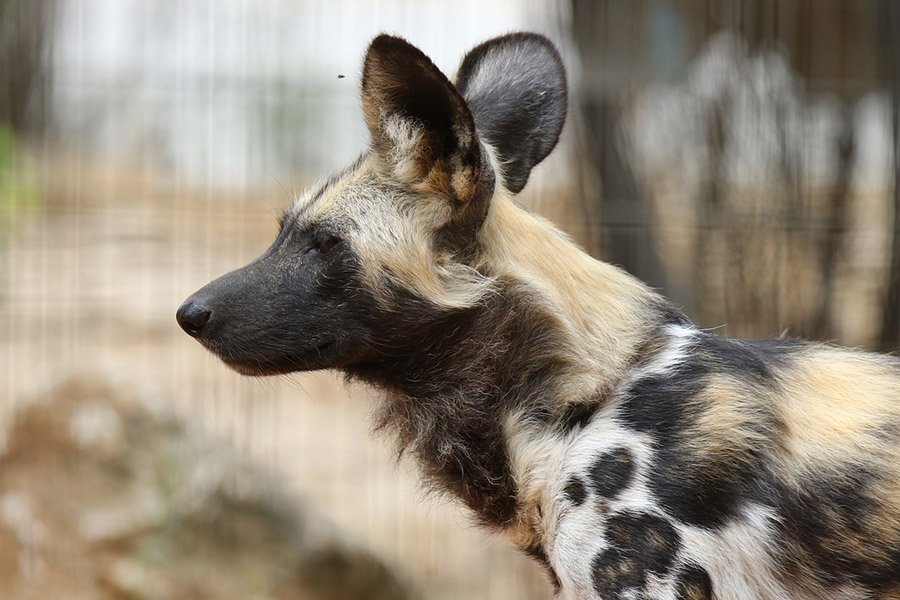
[361,35,482,205]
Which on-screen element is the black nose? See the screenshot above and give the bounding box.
[176,299,211,337]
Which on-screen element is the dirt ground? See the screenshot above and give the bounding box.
[0,160,552,600]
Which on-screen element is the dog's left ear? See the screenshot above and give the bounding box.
[362,35,481,206]
[456,33,567,194]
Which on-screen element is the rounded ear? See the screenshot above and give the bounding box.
[361,35,482,205]
[456,33,568,194]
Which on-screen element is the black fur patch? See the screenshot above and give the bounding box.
[700,334,790,382]
[758,464,900,593]
[434,147,496,259]
[652,299,693,328]
[592,511,681,598]
[591,551,644,599]
[178,218,380,376]
[587,447,634,500]
[558,401,599,433]
[674,565,713,599]
[563,477,587,506]
[618,332,785,528]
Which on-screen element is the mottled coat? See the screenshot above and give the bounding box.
[178,33,900,599]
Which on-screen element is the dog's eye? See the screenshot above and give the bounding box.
[307,235,340,255]
[319,236,339,252]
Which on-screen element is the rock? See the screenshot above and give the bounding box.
[0,375,412,600]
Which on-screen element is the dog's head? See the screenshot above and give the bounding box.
[177,33,567,376]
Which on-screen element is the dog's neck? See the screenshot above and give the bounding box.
[345,194,674,529]
[476,194,665,384]
[346,280,567,525]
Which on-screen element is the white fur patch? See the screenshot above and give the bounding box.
[676,504,788,600]
[382,112,425,183]
[628,323,697,381]
[548,417,659,595]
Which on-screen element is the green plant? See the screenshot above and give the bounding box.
[0,124,40,237]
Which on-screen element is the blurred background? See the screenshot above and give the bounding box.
[0,1,898,599]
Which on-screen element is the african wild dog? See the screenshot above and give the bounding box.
[177,33,900,599]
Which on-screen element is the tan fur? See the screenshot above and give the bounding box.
[471,177,671,552]
[671,345,900,597]
[775,347,900,464]
[294,157,491,310]
[477,189,663,397]
[774,346,900,526]
[687,375,775,464]
[771,347,900,593]
[479,189,665,547]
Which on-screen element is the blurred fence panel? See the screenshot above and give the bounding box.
[47,0,548,190]
[569,0,899,347]
[0,3,564,599]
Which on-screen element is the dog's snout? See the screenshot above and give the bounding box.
[176,299,211,337]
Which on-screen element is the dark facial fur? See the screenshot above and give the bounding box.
[176,192,379,376]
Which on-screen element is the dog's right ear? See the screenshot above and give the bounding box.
[361,35,482,207]
[456,33,567,193]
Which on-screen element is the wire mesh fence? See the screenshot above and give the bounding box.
[0,1,897,599]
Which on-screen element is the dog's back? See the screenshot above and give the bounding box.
[546,326,900,599]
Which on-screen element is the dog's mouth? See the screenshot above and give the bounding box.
[209,338,338,377]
